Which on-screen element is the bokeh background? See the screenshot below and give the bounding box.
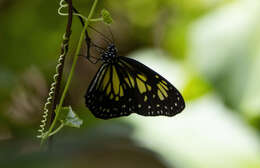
[0,0,260,167]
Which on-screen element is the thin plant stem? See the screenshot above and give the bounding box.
[48,124,64,137]
[40,0,99,146]
[90,18,103,22]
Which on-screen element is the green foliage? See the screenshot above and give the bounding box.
[58,106,83,128]
[101,9,113,24]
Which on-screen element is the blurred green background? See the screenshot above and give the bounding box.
[0,0,260,167]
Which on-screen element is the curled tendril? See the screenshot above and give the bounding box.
[58,0,88,21]
[37,34,69,138]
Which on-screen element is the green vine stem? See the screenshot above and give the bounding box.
[48,124,64,137]
[40,0,99,146]
[90,18,103,22]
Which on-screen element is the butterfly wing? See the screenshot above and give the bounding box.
[118,56,185,116]
[85,56,185,119]
[85,62,136,119]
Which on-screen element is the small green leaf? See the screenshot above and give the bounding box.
[56,106,83,128]
[101,9,113,24]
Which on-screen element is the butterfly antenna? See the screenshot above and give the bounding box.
[88,25,112,44]
[68,3,111,48]
[68,3,105,64]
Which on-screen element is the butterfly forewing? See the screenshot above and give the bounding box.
[85,63,135,119]
[85,56,185,119]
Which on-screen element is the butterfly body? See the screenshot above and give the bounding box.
[85,44,185,119]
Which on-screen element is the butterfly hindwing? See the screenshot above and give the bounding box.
[85,56,185,119]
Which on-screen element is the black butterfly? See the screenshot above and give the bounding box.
[84,35,185,119]
[67,3,185,120]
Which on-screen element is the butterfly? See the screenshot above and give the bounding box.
[84,37,185,119]
[68,5,185,119]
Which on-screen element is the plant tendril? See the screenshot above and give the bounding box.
[58,0,88,22]
[37,34,68,138]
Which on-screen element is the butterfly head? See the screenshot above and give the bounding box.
[101,44,118,63]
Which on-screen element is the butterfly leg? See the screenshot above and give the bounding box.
[79,54,101,64]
